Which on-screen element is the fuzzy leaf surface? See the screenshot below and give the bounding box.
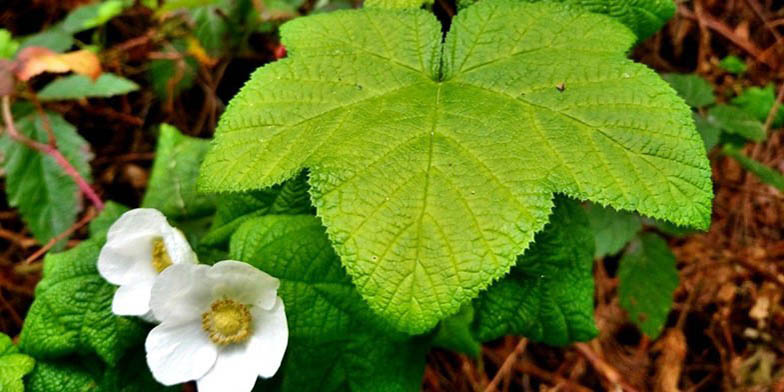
[19,239,147,365]
[202,0,712,332]
[473,197,597,345]
[0,333,35,392]
[0,111,92,249]
[230,215,426,392]
[618,233,679,338]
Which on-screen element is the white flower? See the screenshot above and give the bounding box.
[145,261,288,392]
[98,208,197,320]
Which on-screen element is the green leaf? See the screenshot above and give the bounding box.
[693,112,721,151]
[731,85,784,128]
[88,202,130,237]
[37,73,139,101]
[19,26,74,52]
[585,203,642,259]
[473,196,597,346]
[432,304,481,357]
[146,42,197,101]
[0,29,20,59]
[99,349,174,392]
[19,239,147,365]
[230,215,427,391]
[618,233,678,339]
[0,111,92,249]
[661,73,715,108]
[202,173,313,247]
[142,124,215,220]
[522,0,676,40]
[707,105,766,142]
[364,0,432,9]
[719,55,747,74]
[723,145,784,191]
[62,1,125,34]
[0,333,35,392]
[191,7,230,57]
[202,0,712,332]
[25,360,99,392]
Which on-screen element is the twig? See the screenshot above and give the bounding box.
[24,208,97,264]
[763,83,784,133]
[574,343,638,392]
[484,338,527,392]
[1,96,104,211]
[516,361,593,392]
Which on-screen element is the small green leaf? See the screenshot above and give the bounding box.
[202,173,313,247]
[37,73,139,101]
[19,239,147,365]
[723,145,784,191]
[473,196,597,346]
[618,233,678,339]
[661,73,715,108]
[142,124,215,220]
[585,203,642,259]
[0,333,35,392]
[731,85,784,128]
[707,105,765,142]
[0,29,20,59]
[62,1,125,33]
[25,360,99,392]
[230,214,426,392]
[19,26,74,52]
[203,0,712,333]
[719,55,747,74]
[432,304,481,357]
[0,111,92,249]
[693,112,721,151]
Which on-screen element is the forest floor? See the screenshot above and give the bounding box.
[1,0,783,391]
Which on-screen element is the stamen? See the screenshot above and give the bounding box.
[151,238,173,273]
[201,299,253,345]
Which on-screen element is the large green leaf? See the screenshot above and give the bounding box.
[37,74,139,101]
[473,196,597,345]
[142,124,215,220]
[0,333,35,392]
[201,0,712,332]
[19,239,147,365]
[0,111,92,249]
[230,215,426,392]
[618,233,679,339]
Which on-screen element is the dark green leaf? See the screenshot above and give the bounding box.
[585,203,642,259]
[37,73,139,101]
[731,85,784,128]
[723,145,784,191]
[432,304,481,357]
[708,104,765,142]
[661,73,715,108]
[19,27,74,52]
[693,112,721,151]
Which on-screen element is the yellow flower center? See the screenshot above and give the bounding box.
[151,238,173,273]
[201,299,253,345]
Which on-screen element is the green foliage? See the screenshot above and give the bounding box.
[693,112,721,151]
[25,361,98,392]
[585,203,642,259]
[364,0,432,9]
[719,55,747,74]
[0,110,92,249]
[432,304,481,357]
[722,145,784,191]
[202,0,711,332]
[19,27,74,52]
[88,202,129,237]
[522,0,676,40]
[201,173,313,247]
[0,333,35,392]
[662,73,715,108]
[707,105,766,142]
[230,215,427,391]
[142,124,215,220]
[473,197,597,346]
[37,73,139,101]
[19,238,147,366]
[731,85,784,128]
[0,29,19,59]
[62,1,125,34]
[618,233,679,339]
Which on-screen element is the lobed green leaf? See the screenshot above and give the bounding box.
[0,333,35,392]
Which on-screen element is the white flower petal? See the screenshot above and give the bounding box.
[150,263,212,323]
[248,297,288,378]
[196,346,259,392]
[145,321,217,386]
[111,278,154,317]
[161,227,197,266]
[98,234,158,285]
[106,208,168,240]
[207,261,280,310]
